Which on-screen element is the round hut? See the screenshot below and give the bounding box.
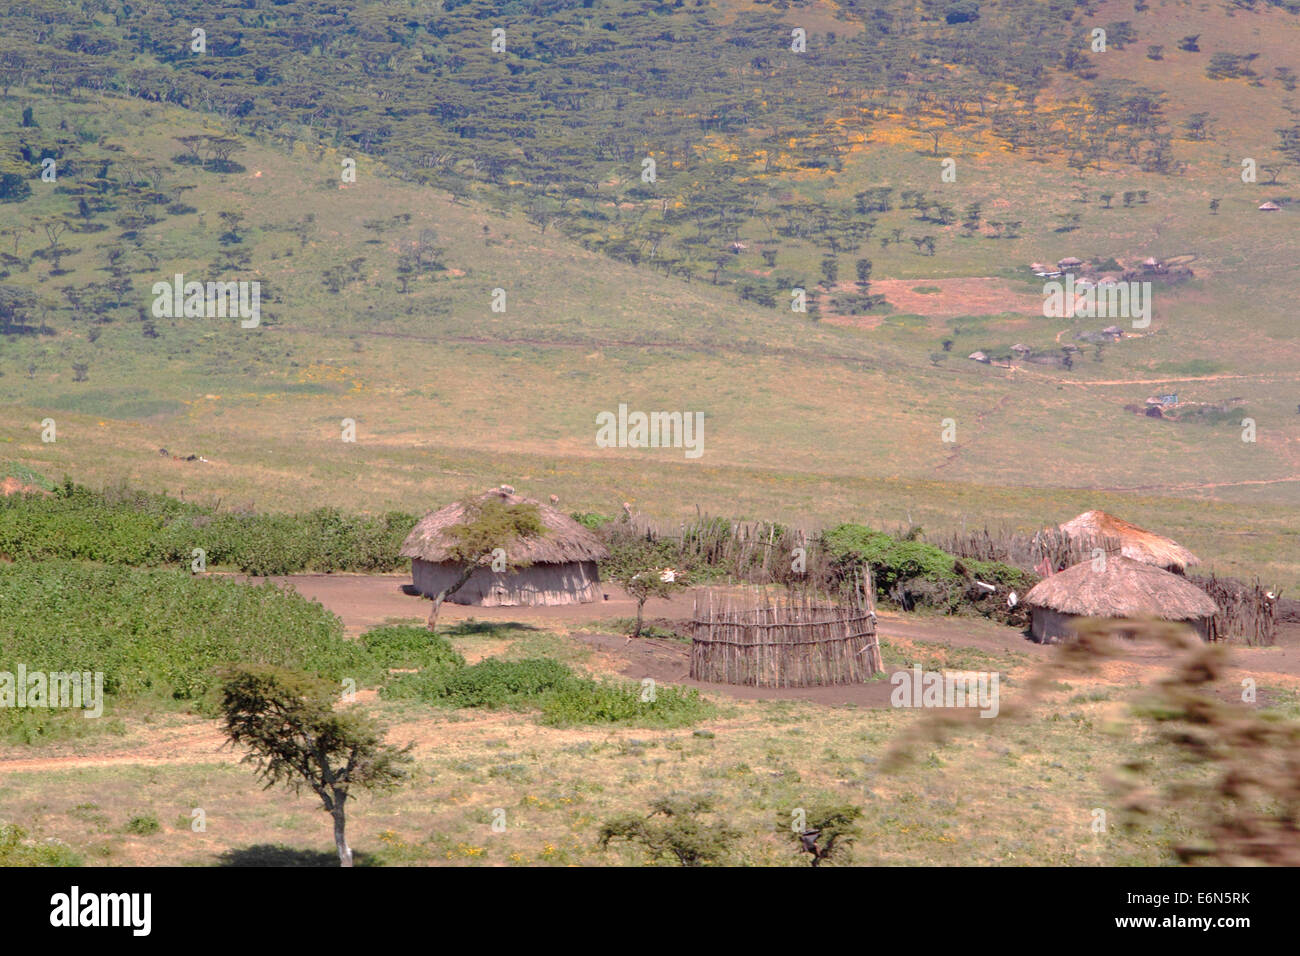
[401,487,609,606]
[1056,510,1199,572]
[1024,555,1218,642]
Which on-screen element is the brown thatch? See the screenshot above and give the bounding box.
[400,487,608,564]
[1056,510,1199,570]
[1026,555,1217,620]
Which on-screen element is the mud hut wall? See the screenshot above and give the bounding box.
[412,558,600,606]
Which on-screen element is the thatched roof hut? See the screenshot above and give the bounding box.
[401,487,609,606]
[1024,555,1218,642]
[1056,510,1199,571]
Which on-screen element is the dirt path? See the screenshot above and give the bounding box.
[238,572,704,635]
[1009,365,1295,388]
[0,722,235,775]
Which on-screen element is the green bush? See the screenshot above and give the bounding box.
[383,656,712,727]
[822,523,957,592]
[411,658,573,709]
[0,561,368,737]
[963,558,1035,590]
[540,679,711,728]
[820,524,1036,616]
[124,813,161,836]
[360,626,465,672]
[570,511,615,530]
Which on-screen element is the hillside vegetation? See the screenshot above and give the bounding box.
[0,0,1297,586]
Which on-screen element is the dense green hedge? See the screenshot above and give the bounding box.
[821,523,1035,612]
[822,524,958,592]
[0,561,367,707]
[0,482,414,575]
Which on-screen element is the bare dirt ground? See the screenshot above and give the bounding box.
[821,277,1044,327]
[258,573,1300,703]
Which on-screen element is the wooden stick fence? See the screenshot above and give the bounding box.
[1191,574,1279,646]
[689,582,881,687]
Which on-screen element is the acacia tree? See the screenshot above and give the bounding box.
[425,495,546,628]
[219,666,412,867]
[599,796,739,866]
[788,804,864,867]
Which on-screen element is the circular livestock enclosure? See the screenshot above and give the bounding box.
[689,587,882,688]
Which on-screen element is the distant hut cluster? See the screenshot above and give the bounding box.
[1028,254,1192,285]
[401,487,608,606]
[1025,510,1218,643]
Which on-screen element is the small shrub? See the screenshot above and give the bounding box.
[570,511,615,530]
[0,823,81,866]
[540,679,712,728]
[361,626,465,672]
[784,804,864,866]
[124,813,160,836]
[599,795,739,866]
[384,658,572,708]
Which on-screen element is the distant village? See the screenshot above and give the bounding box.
[965,254,1192,370]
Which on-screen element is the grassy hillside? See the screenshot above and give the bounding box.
[0,0,1297,586]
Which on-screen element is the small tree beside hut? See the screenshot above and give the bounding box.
[602,528,688,638]
[419,494,545,627]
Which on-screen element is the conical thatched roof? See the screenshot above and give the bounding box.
[401,487,609,564]
[1025,556,1217,620]
[1056,510,1199,570]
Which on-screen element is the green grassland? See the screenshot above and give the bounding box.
[0,0,1297,588]
[6,617,1287,867]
